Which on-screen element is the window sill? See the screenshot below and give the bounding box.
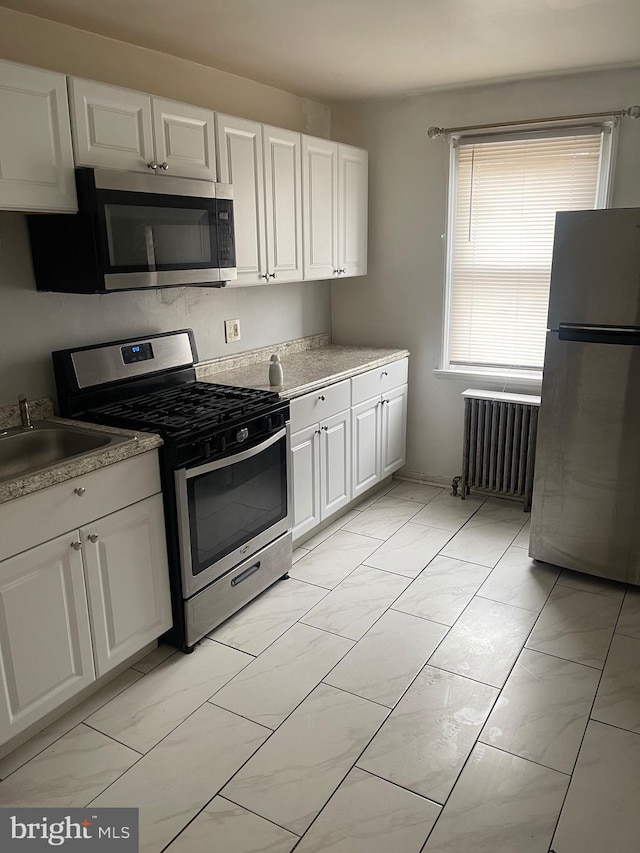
[433,367,543,391]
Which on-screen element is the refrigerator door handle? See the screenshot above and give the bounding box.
[559,324,640,346]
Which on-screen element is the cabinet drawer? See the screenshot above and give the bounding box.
[290,379,351,432]
[0,451,161,563]
[351,358,408,405]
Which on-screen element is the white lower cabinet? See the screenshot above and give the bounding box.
[291,380,352,540]
[352,395,382,498]
[0,533,95,743]
[291,410,351,540]
[0,452,171,747]
[83,494,171,678]
[291,424,321,539]
[291,359,408,542]
[381,384,408,477]
[320,410,351,518]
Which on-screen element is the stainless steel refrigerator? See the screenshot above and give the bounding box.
[530,208,640,584]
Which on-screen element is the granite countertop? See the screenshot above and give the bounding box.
[197,345,410,398]
[0,400,162,505]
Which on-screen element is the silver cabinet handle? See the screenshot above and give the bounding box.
[70,541,82,551]
[270,272,277,280]
[74,487,86,497]
[88,533,99,543]
[318,395,325,401]
[340,268,347,274]
[160,162,169,170]
[333,269,340,275]
[261,273,270,280]
[314,429,321,435]
[147,161,159,170]
[383,399,390,404]
[321,425,328,431]
[382,371,388,376]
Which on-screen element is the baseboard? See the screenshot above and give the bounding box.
[395,469,455,489]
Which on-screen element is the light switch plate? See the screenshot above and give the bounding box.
[224,319,241,343]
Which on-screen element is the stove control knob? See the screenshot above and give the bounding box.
[236,427,249,444]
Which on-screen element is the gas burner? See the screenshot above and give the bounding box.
[85,381,281,442]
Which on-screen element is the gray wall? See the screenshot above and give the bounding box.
[0,213,331,403]
[330,67,640,481]
[0,8,333,408]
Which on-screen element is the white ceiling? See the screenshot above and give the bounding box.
[2,0,640,101]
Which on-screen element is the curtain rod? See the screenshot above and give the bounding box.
[427,105,640,139]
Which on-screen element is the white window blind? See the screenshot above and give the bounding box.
[447,128,607,372]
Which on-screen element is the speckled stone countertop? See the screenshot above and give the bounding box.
[197,345,410,398]
[0,400,162,505]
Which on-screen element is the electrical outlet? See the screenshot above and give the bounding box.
[224,319,241,343]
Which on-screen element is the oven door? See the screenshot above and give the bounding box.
[175,426,291,598]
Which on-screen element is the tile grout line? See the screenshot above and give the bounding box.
[162,793,302,852]
[535,577,624,851]
[0,668,146,782]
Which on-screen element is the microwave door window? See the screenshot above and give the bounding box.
[104,204,213,270]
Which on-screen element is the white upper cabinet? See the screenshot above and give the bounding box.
[302,136,368,280]
[69,78,215,180]
[302,135,338,280]
[262,125,303,282]
[152,97,216,180]
[338,144,368,277]
[216,114,268,285]
[0,60,77,212]
[69,78,154,173]
[216,114,302,285]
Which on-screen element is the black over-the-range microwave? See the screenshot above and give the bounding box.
[28,168,237,293]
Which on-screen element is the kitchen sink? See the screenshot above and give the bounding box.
[0,421,131,483]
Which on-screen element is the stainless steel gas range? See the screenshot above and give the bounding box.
[53,329,292,652]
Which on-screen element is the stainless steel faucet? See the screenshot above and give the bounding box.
[18,395,33,430]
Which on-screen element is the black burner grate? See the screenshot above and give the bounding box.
[86,382,281,441]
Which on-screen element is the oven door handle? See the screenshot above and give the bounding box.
[183,426,287,479]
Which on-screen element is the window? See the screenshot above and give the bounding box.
[441,123,615,379]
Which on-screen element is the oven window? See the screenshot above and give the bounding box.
[186,437,287,576]
[104,204,213,268]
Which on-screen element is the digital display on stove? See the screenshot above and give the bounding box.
[121,342,154,364]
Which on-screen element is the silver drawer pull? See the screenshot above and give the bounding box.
[88,534,99,543]
[318,395,325,401]
[231,561,261,586]
[321,425,328,431]
[382,371,388,376]
[70,541,82,551]
[74,487,86,497]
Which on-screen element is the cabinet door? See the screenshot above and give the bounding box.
[291,424,321,540]
[216,114,268,285]
[0,61,77,212]
[302,135,338,280]
[0,533,94,744]
[338,144,368,277]
[152,98,215,180]
[263,125,303,282]
[320,409,351,519]
[352,395,382,498]
[69,78,155,173]
[381,384,408,477]
[83,495,172,678]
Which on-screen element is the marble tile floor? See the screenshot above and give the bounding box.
[1,485,638,853]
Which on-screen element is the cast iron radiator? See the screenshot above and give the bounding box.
[461,389,541,512]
